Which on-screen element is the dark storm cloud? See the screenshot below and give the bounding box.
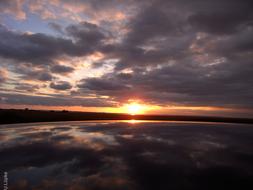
[36,72,53,81]
[14,83,40,92]
[50,81,72,90]
[48,22,64,34]
[0,25,72,65]
[109,1,193,70]
[187,0,253,35]
[0,0,253,112]
[50,64,74,73]
[110,0,253,70]
[0,22,107,66]
[78,57,253,108]
[65,21,108,46]
[78,78,129,91]
[0,21,107,95]
[213,29,253,56]
[76,0,253,110]
[0,93,114,107]
[81,0,135,10]
[126,7,178,45]
[16,66,54,81]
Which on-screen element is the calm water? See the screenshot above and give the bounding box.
[0,121,253,190]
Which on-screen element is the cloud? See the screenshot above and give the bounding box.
[0,22,107,66]
[50,81,72,90]
[77,56,253,109]
[78,77,129,91]
[0,21,108,92]
[65,21,107,47]
[14,83,40,92]
[0,0,26,20]
[0,92,114,107]
[15,66,54,81]
[0,69,7,83]
[74,0,253,111]
[187,0,253,35]
[0,0,253,115]
[26,0,138,23]
[50,64,74,74]
[48,22,64,34]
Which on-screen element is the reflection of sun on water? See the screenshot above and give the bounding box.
[129,119,138,124]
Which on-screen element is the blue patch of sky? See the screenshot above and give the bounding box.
[2,14,54,35]
[1,8,73,37]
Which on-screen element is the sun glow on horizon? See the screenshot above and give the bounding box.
[123,102,146,115]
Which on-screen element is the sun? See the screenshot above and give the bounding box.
[120,100,158,115]
[126,103,143,115]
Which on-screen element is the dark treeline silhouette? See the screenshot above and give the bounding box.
[0,109,253,124]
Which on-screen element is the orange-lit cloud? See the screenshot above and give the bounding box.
[0,0,253,118]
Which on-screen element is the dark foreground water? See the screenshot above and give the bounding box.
[0,121,253,190]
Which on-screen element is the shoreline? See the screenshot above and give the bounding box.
[1,109,253,125]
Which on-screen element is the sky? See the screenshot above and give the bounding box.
[0,0,253,117]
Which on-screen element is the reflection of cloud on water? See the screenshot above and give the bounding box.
[0,121,253,189]
[69,131,119,150]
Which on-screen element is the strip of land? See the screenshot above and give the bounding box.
[0,109,253,124]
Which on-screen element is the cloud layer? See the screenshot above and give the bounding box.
[0,0,253,116]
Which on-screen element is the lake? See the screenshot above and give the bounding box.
[0,121,253,190]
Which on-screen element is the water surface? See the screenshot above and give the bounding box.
[0,121,253,190]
